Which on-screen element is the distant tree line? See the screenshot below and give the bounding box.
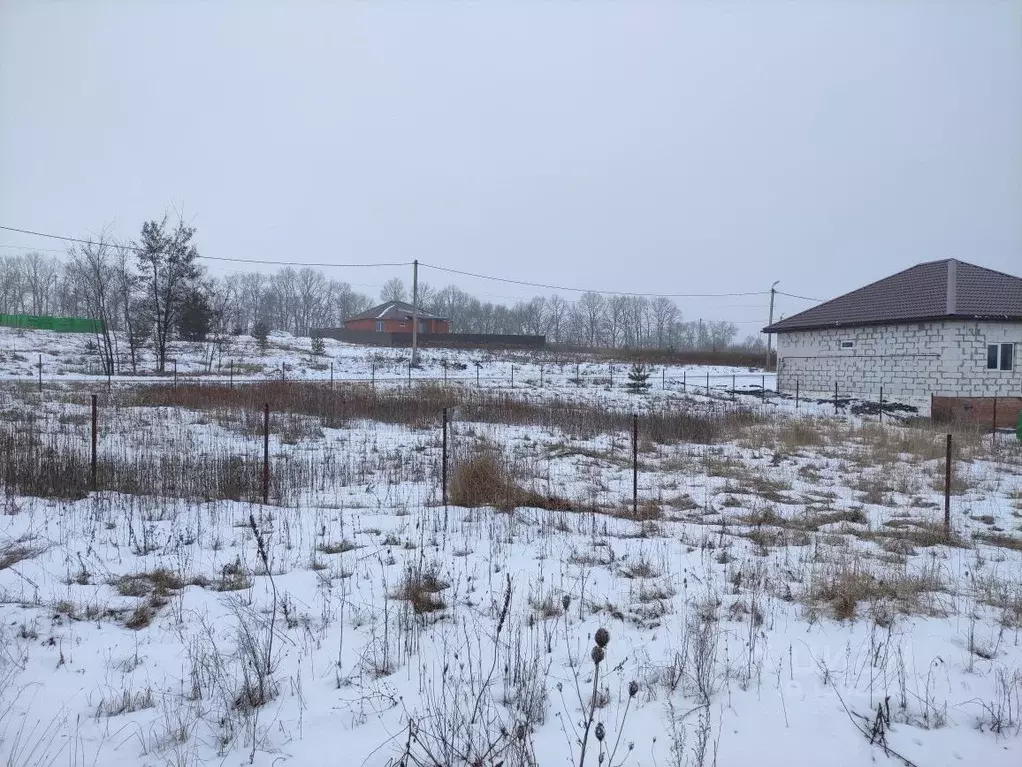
[0,220,763,374]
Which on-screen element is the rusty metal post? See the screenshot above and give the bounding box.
[38,355,42,393]
[944,433,952,538]
[795,378,800,410]
[263,403,270,505]
[632,413,638,517]
[442,407,448,506]
[879,386,884,423]
[91,394,98,491]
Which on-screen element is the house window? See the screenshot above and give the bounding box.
[840,340,854,349]
[986,343,1014,371]
[376,321,384,332]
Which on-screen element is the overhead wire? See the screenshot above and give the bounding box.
[1,222,814,302]
[418,261,768,298]
[0,225,409,268]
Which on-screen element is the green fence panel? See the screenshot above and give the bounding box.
[0,313,103,333]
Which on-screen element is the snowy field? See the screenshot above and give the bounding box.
[0,325,779,401]
[0,330,1020,767]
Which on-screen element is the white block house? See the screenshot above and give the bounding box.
[764,259,1022,410]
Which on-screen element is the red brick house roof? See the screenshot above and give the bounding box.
[764,259,1022,333]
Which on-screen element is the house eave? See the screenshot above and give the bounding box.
[763,314,1022,334]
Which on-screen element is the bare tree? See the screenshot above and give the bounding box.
[605,295,629,348]
[707,320,739,352]
[575,291,606,347]
[650,296,679,348]
[21,252,60,315]
[544,294,568,343]
[0,256,24,314]
[67,231,118,375]
[112,243,148,375]
[518,296,546,336]
[380,277,407,303]
[295,267,328,334]
[333,281,372,323]
[135,216,202,373]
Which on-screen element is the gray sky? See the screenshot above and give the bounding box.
[1,1,1020,331]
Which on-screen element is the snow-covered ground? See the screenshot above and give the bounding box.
[0,328,1019,766]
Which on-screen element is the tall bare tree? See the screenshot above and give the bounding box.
[67,231,118,375]
[380,277,407,303]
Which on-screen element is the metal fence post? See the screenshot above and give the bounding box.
[795,378,800,410]
[662,367,666,390]
[944,433,952,538]
[682,370,686,393]
[281,363,285,383]
[442,407,448,506]
[330,361,334,389]
[761,374,765,400]
[90,394,98,491]
[263,403,270,505]
[174,360,178,388]
[834,381,838,414]
[230,359,234,389]
[632,413,638,517]
[540,364,544,388]
[511,365,514,388]
[879,386,884,423]
[706,371,710,396]
[992,396,998,434]
[37,354,42,394]
[731,374,736,401]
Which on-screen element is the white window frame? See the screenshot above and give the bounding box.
[986,342,1015,371]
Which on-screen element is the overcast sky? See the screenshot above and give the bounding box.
[1,1,1020,331]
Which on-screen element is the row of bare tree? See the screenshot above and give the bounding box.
[1,223,759,374]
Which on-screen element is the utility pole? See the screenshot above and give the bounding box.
[411,259,420,367]
[765,280,779,370]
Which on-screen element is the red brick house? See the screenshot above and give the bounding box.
[344,301,450,334]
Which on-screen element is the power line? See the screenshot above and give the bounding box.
[0,242,68,254]
[419,261,768,299]
[777,290,822,303]
[2,222,781,299]
[0,225,409,268]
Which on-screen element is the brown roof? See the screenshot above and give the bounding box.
[346,300,447,323]
[764,259,1022,333]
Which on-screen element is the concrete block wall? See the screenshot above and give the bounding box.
[775,320,1022,408]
